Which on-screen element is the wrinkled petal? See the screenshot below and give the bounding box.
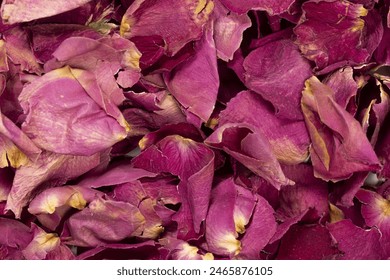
[301,76,380,181]
[133,135,214,234]
[22,224,60,260]
[120,0,214,55]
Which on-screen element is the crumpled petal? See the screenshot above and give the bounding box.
[133,135,215,235]
[301,76,380,181]
[159,236,213,260]
[294,0,382,72]
[218,90,310,164]
[356,189,390,254]
[66,196,145,247]
[239,194,277,259]
[243,39,312,120]
[206,123,293,188]
[1,0,93,24]
[6,151,101,218]
[120,0,214,56]
[219,0,296,15]
[19,66,128,156]
[328,219,386,259]
[165,26,219,123]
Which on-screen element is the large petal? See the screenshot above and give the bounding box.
[328,219,386,259]
[165,26,219,123]
[19,66,127,156]
[6,151,101,218]
[301,76,380,181]
[243,39,312,120]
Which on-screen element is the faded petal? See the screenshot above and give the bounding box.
[19,66,127,156]
[328,219,386,259]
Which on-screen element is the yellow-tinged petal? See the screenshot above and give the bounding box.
[233,213,247,234]
[217,232,241,256]
[67,192,87,210]
[329,203,345,223]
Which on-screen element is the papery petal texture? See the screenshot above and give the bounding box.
[19,66,127,156]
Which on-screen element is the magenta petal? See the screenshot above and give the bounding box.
[0,112,41,167]
[0,217,32,252]
[133,135,214,234]
[213,0,252,61]
[294,1,374,71]
[206,123,293,188]
[22,224,60,260]
[301,76,380,181]
[19,67,127,156]
[328,219,386,259]
[276,224,339,260]
[1,0,93,24]
[205,178,241,257]
[356,189,390,253]
[6,151,101,218]
[239,194,277,259]
[218,91,310,164]
[165,27,219,122]
[120,0,214,56]
[67,197,145,247]
[243,39,312,120]
[78,164,156,189]
[324,67,358,109]
[219,0,296,15]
